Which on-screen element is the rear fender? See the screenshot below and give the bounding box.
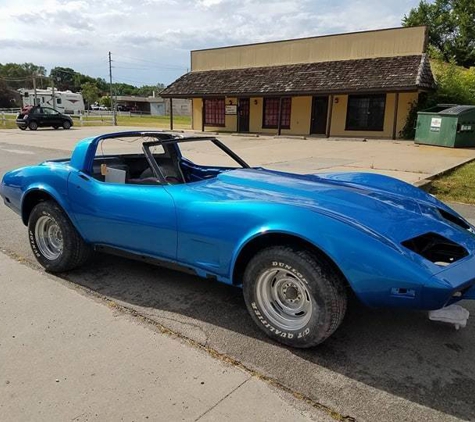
[21,184,78,229]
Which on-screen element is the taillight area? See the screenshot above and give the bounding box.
[402,232,468,266]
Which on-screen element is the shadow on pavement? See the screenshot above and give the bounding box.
[62,253,475,421]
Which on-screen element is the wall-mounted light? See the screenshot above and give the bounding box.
[254,99,258,105]
[334,97,339,104]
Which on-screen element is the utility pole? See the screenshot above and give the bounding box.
[32,73,37,106]
[109,51,117,125]
[52,79,56,110]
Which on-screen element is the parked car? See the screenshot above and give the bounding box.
[1,131,474,348]
[16,105,73,131]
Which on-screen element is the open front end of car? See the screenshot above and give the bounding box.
[399,210,475,310]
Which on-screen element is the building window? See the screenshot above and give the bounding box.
[346,94,386,131]
[262,98,291,129]
[204,98,225,126]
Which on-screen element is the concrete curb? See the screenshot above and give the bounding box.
[413,156,475,188]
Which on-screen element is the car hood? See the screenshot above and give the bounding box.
[200,169,473,244]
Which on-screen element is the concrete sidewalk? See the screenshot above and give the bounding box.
[0,252,330,422]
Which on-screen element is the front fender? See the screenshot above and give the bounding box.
[229,204,434,309]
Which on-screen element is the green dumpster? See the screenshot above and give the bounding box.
[415,104,475,147]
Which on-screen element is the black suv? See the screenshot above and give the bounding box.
[16,106,73,131]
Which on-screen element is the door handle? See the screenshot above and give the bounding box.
[79,174,90,181]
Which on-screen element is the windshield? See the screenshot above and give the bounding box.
[143,137,249,185]
[177,139,248,168]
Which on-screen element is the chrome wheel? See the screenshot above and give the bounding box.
[255,268,313,331]
[34,215,63,260]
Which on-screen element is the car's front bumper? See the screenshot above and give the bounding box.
[423,254,475,309]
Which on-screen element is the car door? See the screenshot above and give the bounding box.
[30,107,44,126]
[42,107,61,126]
[35,107,49,127]
[67,171,177,259]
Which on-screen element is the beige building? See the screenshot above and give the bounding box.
[161,26,435,138]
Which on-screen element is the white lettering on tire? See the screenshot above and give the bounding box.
[251,301,312,339]
[271,261,308,284]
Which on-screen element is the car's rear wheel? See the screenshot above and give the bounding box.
[243,246,347,348]
[62,120,71,130]
[28,121,38,131]
[28,200,91,272]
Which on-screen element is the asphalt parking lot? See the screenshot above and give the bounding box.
[1,127,475,421]
[2,125,475,184]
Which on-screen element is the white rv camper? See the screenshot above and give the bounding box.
[19,88,85,114]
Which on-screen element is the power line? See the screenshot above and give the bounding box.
[114,66,186,73]
[113,53,187,70]
[0,76,33,82]
[113,76,161,85]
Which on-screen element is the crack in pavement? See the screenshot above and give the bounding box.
[193,378,251,421]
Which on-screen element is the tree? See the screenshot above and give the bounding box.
[50,67,77,91]
[112,82,138,96]
[0,80,17,108]
[99,95,111,108]
[135,83,165,97]
[403,0,475,68]
[0,62,47,89]
[81,82,100,107]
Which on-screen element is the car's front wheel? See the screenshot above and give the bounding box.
[62,120,71,130]
[243,246,347,348]
[28,121,38,131]
[28,200,91,272]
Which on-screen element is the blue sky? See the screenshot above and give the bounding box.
[0,0,422,87]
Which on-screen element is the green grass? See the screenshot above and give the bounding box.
[427,160,475,204]
[0,120,18,129]
[79,115,191,129]
[1,115,192,130]
[118,115,191,129]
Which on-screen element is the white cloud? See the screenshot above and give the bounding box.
[0,0,422,85]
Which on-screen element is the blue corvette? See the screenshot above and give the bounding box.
[1,131,475,347]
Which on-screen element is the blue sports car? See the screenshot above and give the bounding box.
[1,131,475,347]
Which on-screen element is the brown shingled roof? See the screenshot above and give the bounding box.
[161,55,435,98]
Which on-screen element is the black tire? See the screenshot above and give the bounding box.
[53,125,59,130]
[28,121,38,131]
[62,120,71,130]
[28,200,91,272]
[243,246,347,348]
[19,126,27,131]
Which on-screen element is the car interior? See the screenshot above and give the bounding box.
[89,137,246,186]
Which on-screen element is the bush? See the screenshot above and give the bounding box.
[400,60,475,139]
